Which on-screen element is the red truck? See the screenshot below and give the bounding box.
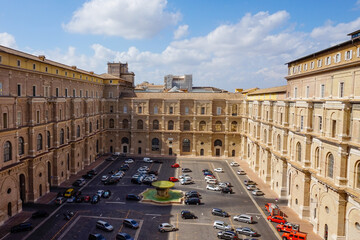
[276,222,300,233]
[265,203,280,216]
[282,231,307,240]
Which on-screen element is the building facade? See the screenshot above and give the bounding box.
[0,30,360,239]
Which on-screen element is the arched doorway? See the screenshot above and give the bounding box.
[232,150,235,157]
[138,147,142,154]
[110,146,113,153]
[214,139,222,156]
[7,202,12,217]
[39,184,42,197]
[19,174,26,203]
[169,148,173,155]
[324,224,328,240]
[200,149,204,156]
[47,162,51,187]
[121,137,129,153]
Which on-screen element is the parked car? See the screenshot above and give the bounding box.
[55,197,65,205]
[213,221,233,231]
[76,196,84,203]
[202,169,210,172]
[246,185,258,191]
[219,182,232,187]
[143,157,153,163]
[282,231,307,240]
[221,187,233,194]
[237,170,246,175]
[185,197,201,205]
[104,178,117,185]
[252,189,264,196]
[88,169,97,175]
[181,210,197,219]
[91,195,100,204]
[116,232,134,240]
[214,168,224,173]
[186,192,202,199]
[123,219,139,229]
[67,196,76,203]
[126,194,141,201]
[64,188,75,198]
[205,175,216,181]
[125,159,134,164]
[206,178,218,184]
[158,223,178,232]
[103,190,111,198]
[276,222,300,233]
[235,227,258,237]
[267,215,286,224]
[185,191,201,198]
[84,195,91,202]
[88,233,106,240]
[206,184,221,191]
[96,220,114,231]
[169,177,179,182]
[82,173,93,179]
[106,157,115,161]
[203,171,213,176]
[171,163,180,168]
[179,174,191,179]
[217,230,239,239]
[97,190,105,197]
[212,208,230,217]
[138,166,149,171]
[11,222,32,233]
[182,168,192,172]
[180,178,194,185]
[244,179,256,186]
[31,210,48,219]
[230,162,239,167]
[233,214,254,224]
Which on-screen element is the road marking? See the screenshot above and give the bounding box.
[145,214,161,216]
[158,163,162,174]
[229,215,235,231]
[51,211,79,240]
[105,201,126,204]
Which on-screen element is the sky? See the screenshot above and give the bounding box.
[1,0,360,92]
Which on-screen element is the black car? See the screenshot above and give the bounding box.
[91,195,100,204]
[76,196,84,203]
[104,178,117,185]
[11,222,32,233]
[221,187,233,194]
[126,194,141,201]
[185,192,202,199]
[148,170,158,175]
[185,197,200,205]
[212,208,230,217]
[119,164,130,171]
[82,173,93,179]
[88,169,97,175]
[185,190,201,197]
[181,210,197,219]
[31,210,48,219]
[88,233,106,240]
[217,230,239,239]
[202,169,210,172]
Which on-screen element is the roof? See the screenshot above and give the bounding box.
[241,87,259,94]
[247,86,287,95]
[99,73,121,80]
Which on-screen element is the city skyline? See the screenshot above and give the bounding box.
[1,0,360,91]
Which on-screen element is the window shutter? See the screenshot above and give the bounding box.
[349,50,353,60]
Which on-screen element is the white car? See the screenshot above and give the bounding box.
[138,166,149,171]
[158,223,177,232]
[125,159,134,164]
[180,178,194,185]
[246,185,258,191]
[137,169,148,174]
[214,168,224,173]
[237,170,246,175]
[101,175,109,182]
[143,157,153,163]
[218,182,230,188]
[179,174,190,179]
[206,178,218,184]
[252,189,264,196]
[230,162,239,167]
[97,190,105,197]
[205,175,216,181]
[206,184,221,191]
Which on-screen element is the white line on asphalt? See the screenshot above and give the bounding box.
[105,201,126,204]
[145,214,161,216]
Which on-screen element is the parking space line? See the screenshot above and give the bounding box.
[105,201,126,204]
[176,213,179,240]
[52,211,79,240]
[229,215,235,232]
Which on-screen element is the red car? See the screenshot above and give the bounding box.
[267,215,286,224]
[169,177,179,182]
[83,195,90,202]
[171,163,180,168]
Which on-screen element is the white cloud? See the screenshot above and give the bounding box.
[0,32,17,48]
[63,0,181,39]
[173,25,189,39]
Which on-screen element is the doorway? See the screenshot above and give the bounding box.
[216,148,220,156]
[7,202,12,217]
[200,149,204,156]
[169,148,172,155]
[47,162,51,187]
[123,145,128,153]
[324,224,328,240]
[19,174,26,202]
[138,147,142,154]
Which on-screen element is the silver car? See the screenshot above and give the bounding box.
[158,223,177,232]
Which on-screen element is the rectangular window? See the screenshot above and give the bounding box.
[65,88,68,97]
[17,60,21,67]
[319,116,322,131]
[0,55,2,63]
[306,86,309,98]
[65,71,67,76]
[45,66,48,72]
[335,53,341,63]
[56,88,59,97]
[17,84,21,96]
[310,61,314,69]
[304,63,308,71]
[280,113,283,124]
[185,107,189,115]
[345,50,352,60]
[110,106,113,113]
[298,65,301,73]
[108,92,113,98]
[300,116,304,130]
[217,107,221,115]
[45,110,48,120]
[317,59,322,67]
[321,84,325,98]
[123,106,127,113]
[325,56,331,65]
[294,87,298,98]
[154,106,158,114]
[138,106,142,113]
[339,82,344,98]
[169,106,173,114]
[17,111,21,126]
[357,47,360,57]
[80,90,83,97]
[33,86,36,97]
[73,89,76,97]
[36,111,40,124]
[56,69,59,74]
[3,113,8,128]
[332,120,336,137]
[33,63,36,70]
[86,91,88,98]
[201,107,205,115]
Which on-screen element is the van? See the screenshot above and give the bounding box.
[64,188,75,198]
[233,214,254,224]
[96,220,114,232]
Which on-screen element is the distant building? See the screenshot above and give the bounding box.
[164,74,193,91]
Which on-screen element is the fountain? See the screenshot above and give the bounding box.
[140,180,183,204]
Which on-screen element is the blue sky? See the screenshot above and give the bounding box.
[1,0,360,91]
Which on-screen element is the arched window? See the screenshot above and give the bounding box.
[60,129,64,145]
[37,134,43,151]
[67,127,70,140]
[121,137,129,144]
[47,131,51,148]
[123,119,129,129]
[356,162,360,189]
[183,120,190,131]
[327,153,334,178]
[153,120,159,130]
[168,120,174,130]
[231,121,237,132]
[18,137,24,155]
[263,130,267,143]
[199,121,206,131]
[215,121,222,132]
[154,106,158,114]
[4,141,12,162]
[277,135,281,151]
[109,119,114,128]
[296,142,301,162]
[96,140,99,153]
[214,140,222,147]
[232,104,237,116]
[137,120,143,129]
[77,125,81,138]
[182,139,190,152]
[152,138,160,151]
[315,147,320,168]
[89,122,92,133]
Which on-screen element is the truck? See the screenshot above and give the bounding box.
[265,202,280,216]
[277,222,300,233]
[281,231,307,240]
